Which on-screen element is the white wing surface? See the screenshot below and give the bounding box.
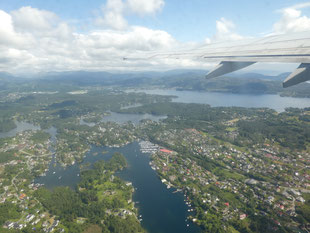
[124,31,310,88]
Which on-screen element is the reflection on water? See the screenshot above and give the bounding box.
[137,89,310,112]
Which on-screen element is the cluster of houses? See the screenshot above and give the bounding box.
[0,130,66,232]
[149,127,309,230]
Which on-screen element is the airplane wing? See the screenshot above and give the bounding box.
[124,31,310,88]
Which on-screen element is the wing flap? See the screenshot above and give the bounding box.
[283,63,310,88]
[206,61,255,79]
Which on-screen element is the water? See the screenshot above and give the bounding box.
[80,112,167,126]
[0,121,40,138]
[7,90,309,232]
[137,89,310,112]
[34,126,81,189]
[35,142,200,233]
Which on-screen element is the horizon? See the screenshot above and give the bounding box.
[0,0,309,75]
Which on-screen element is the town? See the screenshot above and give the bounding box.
[0,88,309,233]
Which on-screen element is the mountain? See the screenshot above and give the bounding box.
[0,72,21,90]
[225,71,291,81]
[0,72,17,81]
[1,69,308,97]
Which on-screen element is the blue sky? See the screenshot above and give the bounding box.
[1,0,310,41]
[0,0,310,73]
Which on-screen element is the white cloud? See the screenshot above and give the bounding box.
[126,0,164,16]
[0,6,207,74]
[204,17,243,43]
[78,26,176,54]
[214,18,243,41]
[0,9,35,48]
[95,0,165,30]
[0,10,17,45]
[96,0,128,30]
[11,6,58,32]
[273,2,310,34]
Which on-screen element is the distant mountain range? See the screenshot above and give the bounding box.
[0,69,289,82]
[0,69,308,97]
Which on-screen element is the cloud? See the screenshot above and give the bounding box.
[11,6,59,33]
[127,0,164,16]
[1,6,209,74]
[0,9,35,48]
[95,0,165,30]
[95,0,128,30]
[204,17,243,43]
[273,2,310,34]
[0,10,17,45]
[214,18,243,41]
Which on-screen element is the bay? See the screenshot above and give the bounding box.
[35,142,200,233]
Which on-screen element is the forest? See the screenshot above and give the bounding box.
[121,103,310,150]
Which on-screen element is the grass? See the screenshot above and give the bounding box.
[83,224,102,233]
[225,127,237,132]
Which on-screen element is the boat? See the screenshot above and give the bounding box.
[58,176,62,179]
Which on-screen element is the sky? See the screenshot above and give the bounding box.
[0,0,310,75]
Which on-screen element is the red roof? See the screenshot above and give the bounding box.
[160,149,173,153]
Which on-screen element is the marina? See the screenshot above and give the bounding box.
[139,141,159,154]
